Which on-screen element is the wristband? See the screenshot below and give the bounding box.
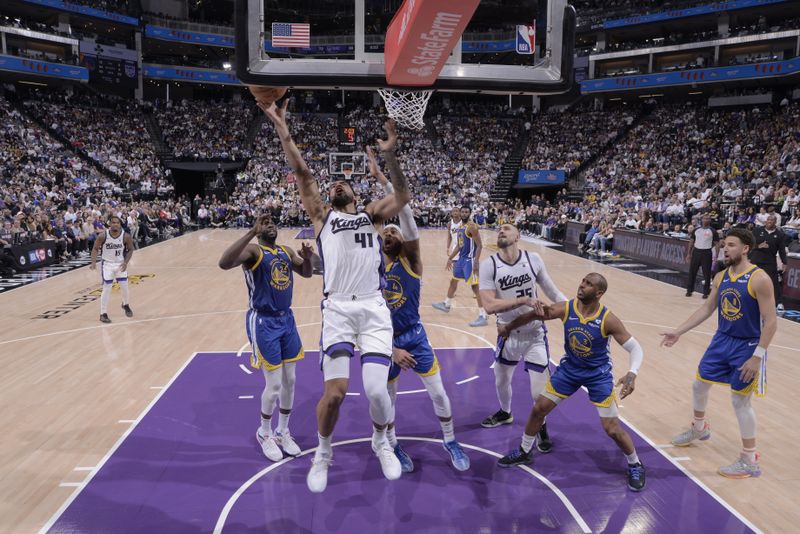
[753,346,766,358]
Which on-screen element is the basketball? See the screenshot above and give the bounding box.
[248,85,288,106]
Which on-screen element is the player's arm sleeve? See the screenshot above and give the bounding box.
[478,257,495,291]
[397,205,418,242]
[531,253,567,302]
[622,337,644,375]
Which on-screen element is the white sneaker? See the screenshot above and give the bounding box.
[373,441,402,481]
[275,430,301,456]
[307,450,333,493]
[256,430,283,462]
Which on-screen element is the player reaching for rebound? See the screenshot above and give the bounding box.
[218,215,313,462]
[432,206,488,327]
[259,98,410,493]
[367,147,470,473]
[90,216,134,323]
[496,273,647,492]
[478,224,567,452]
[661,228,777,478]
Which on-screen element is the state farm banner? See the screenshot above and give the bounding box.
[613,229,691,272]
[783,256,800,301]
[384,0,480,86]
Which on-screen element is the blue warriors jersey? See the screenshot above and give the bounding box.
[716,266,763,339]
[562,300,611,369]
[383,256,421,333]
[457,225,476,260]
[245,245,293,313]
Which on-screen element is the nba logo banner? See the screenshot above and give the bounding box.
[516,24,535,55]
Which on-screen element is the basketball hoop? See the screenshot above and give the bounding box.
[342,167,353,181]
[377,88,434,130]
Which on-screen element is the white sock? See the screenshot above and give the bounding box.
[260,416,272,436]
[386,425,398,447]
[742,447,757,463]
[444,297,451,306]
[317,432,332,454]
[625,451,640,465]
[479,307,487,318]
[100,283,111,314]
[692,417,706,432]
[521,433,536,453]
[372,426,387,450]
[119,280,129,305]
[277,412,290,434]
[440,419,455,443]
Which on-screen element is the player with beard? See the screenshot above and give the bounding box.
[496,273,647,492]
[477,224,567,452]
[661,228,777,478]
[258,99,410,493]
[219,215,314,462]
[432,206,488,327]
[367,148,470,473]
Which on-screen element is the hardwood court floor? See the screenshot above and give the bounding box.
[1,228,798,533]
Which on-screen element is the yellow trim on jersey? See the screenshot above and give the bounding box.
[574,302,603,324]
[732,378,759,397]
[260,245,279,254]
[727,265,758,283]
[746,268,762,299]
[418,356,440,377]
[562,301,570,324]
[712,271,725,289]
[694,372,729,387]
[250,247,264,271]
[399,256,421,279]
[250,346,282,371]
[600,310,611,338]
[545,379,569,399]
[591,391,617,408]
[284,347,305,364]
[467,273,479,286]
[465,222,477,238]
[388,374,401,384]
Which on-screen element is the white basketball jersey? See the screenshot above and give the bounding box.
[449,219,463,252]
[101,229,125,264]
[490,251,542,332]
[317,210,383,296]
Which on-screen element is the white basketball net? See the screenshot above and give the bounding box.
[377,88,434,130]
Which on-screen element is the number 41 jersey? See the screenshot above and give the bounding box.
[317,210,384,297]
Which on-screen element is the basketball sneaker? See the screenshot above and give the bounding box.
[443,440,470,471]
[393,443,414,473]
[99,313,111,323]
[627,462,646,491]
[307,450,333,493]
[432,302,451,313]
[536,423,553,454]
[481,409,513,428]
[256,429,283,462]
[275,430,301,457]
[671,422,711,446]
[373,441,402,481]
[498,446,533,468]
[122,304,133,317]
[718,455,761,479]
[469,315,488,327]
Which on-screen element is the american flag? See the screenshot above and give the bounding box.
[271,23,310,48]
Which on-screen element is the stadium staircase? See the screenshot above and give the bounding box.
[11,99,120,182]
[489,128,531,203]
[567,104,654,193]
[244,112,266,149]
[143,113,172,162]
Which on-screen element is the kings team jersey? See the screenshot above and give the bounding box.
[101,229,125,264]
[245,245,293,313]
[317,210,384,297]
